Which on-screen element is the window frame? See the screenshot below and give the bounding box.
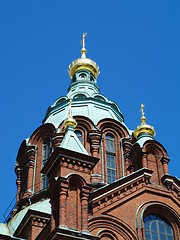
[41,139,50,190]
[75,130,83,143]
[105,133,116,184]
[144,214,174,240]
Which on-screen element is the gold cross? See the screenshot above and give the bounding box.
[80,33,87,49]
[140,103,145,117]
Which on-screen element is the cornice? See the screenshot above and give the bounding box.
[89,169,180,214]
[41,147,99,177]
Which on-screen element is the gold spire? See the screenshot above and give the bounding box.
[134,103,155,139]
[68,33,100,79]
[64,98,77,129]
[140,103,146,124]
[80,33,87,58]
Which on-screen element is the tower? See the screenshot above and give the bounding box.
[0,34,179,240]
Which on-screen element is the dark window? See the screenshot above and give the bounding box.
[25,163,28,191]
[144,214,174,240]
[41,139,50,190]
[75,130,82,143]
[106,134,116,184]
[73,94,86,99]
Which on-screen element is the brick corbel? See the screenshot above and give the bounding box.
[161,174,174,190]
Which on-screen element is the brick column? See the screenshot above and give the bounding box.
[88,130,102,184]
[88,130,102,157]
[81,187,90,232]
[26,146,36,194]
[15,166,22,203]
[50,193,58,231]
[58,181,68,227]
[161,157,170,175]
[59,189,67,227]
[142,152,148,168]
[122,139,132,176]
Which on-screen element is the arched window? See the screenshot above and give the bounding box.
[106,134,116,184]
[144,214,174,240]
[41,139,50,190]
[75,130,82,143]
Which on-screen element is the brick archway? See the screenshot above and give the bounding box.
[88,215,138,240]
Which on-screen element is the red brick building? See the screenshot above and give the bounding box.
[0,36,179,239]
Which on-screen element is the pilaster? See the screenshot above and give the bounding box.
[24,146,36,197]
[161,156,170,175]
[88,130,102,184]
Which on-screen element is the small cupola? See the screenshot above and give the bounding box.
[134,104,155,139]
[68,33,100,80]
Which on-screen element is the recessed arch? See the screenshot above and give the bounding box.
[54,96,68,106]
[73,93,87,99]
[89,215,138,240]
[135,201,180,240]
[97,118,129,138]
[29,123,56,144]
[65,173,88,188]
[92,94,107,102]
[143,140,168,158]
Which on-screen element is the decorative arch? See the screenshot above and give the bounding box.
[89,215,138,240]
[29,123,56,144]
[92,93,108,102]
[98,229,118,240]
[142,140,169,182]
[65,174,90,231]
[143,140,168,158]
[66,173,88,188]
[97,119,129,182]
[135,201,180,239]
[97,118,129,138]
[16,139,28,166]
[59,115,94,132]
[53,96,68,106]
[26,123,56,194]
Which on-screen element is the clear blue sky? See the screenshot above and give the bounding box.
[0,1,179,221]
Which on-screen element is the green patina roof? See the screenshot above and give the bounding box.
[60,126,89,155]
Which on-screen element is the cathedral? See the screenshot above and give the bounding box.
[0,34,179,240]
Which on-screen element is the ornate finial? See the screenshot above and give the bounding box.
[68,33,100,79]
[134,103,155,139]
[140,103,144,116]
[140,103,146,125]
[80,33,87,58]
[64,98,77,129]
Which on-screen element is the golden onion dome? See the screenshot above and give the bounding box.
[134,104,155,139]
[68,33,100,79]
